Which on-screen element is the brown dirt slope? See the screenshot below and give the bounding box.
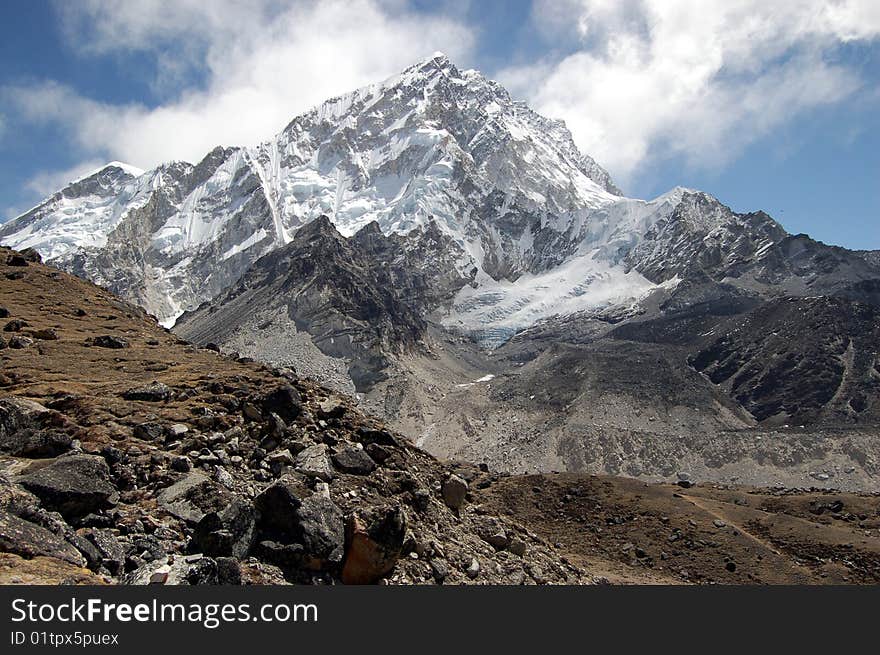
[479,472,880,584]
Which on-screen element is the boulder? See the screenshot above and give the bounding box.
[3,319,27,332]
[19,248,42,263]
[0,397,72,458]
[17,455,118,520]
[332,445,377,475]
[77,528,126,574]
[296,496,345,569]
[261,385,303,422]
[477,518,510,550]
[156,472,231,524]
[191,496,257,559]
[295,443,334,481]
[341,504,407,584]
[0,510,85,566]
[255,477,344,569]
[6,254,29,267]
[254,475,310,538]
[9,335,33,349]
[441,474,468,510]
[132,422,164,441]
[31,328,58,341]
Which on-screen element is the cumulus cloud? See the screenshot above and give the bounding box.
[499,0,880,187]
[5,0,474,175]
[5,0,880,203]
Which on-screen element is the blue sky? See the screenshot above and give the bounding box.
[1,0,878,249]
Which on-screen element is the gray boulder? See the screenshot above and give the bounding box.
[0,510,85,566]
[0,397,72,458]
[295,443,334,481]
[157,472,231,524]
[17,455,118,520]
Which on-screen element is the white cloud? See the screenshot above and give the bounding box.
[499,0,880,188]
[5,0,474,173]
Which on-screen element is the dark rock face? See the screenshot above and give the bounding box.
[175,218,466,391]
[17,455,118,520]
[261,385,302,422]
[8,335,33,349]
[294,496,346,569]
[331,445,376,475]
[4,319,27,332]
[78,528,125,574]
[689,297,880,425]
[254,476,309,539]
[133,422,164,441]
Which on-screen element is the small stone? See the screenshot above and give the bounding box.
[93,335,130,349]
[430,558,449,582]
[9,335,33,349]
[242,403,262,421]
[508,538,527,557]
[31,328,58,340]
[465,557,480,579]
[168,424,189,438]
[149,571,169,584]
[122,382,172,402]
[332,445,377,475]
[3,319,27,332]
[713,519,727,528]
[133,422,164,441]
[171,456,192,473]
[295,443,334,482]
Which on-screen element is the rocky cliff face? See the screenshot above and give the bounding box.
[175,217,467,390]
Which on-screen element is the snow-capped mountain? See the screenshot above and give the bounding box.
[0,54,692,333]
[1,54,875,343]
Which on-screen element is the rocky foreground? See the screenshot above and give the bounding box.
[1,246,878,585]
